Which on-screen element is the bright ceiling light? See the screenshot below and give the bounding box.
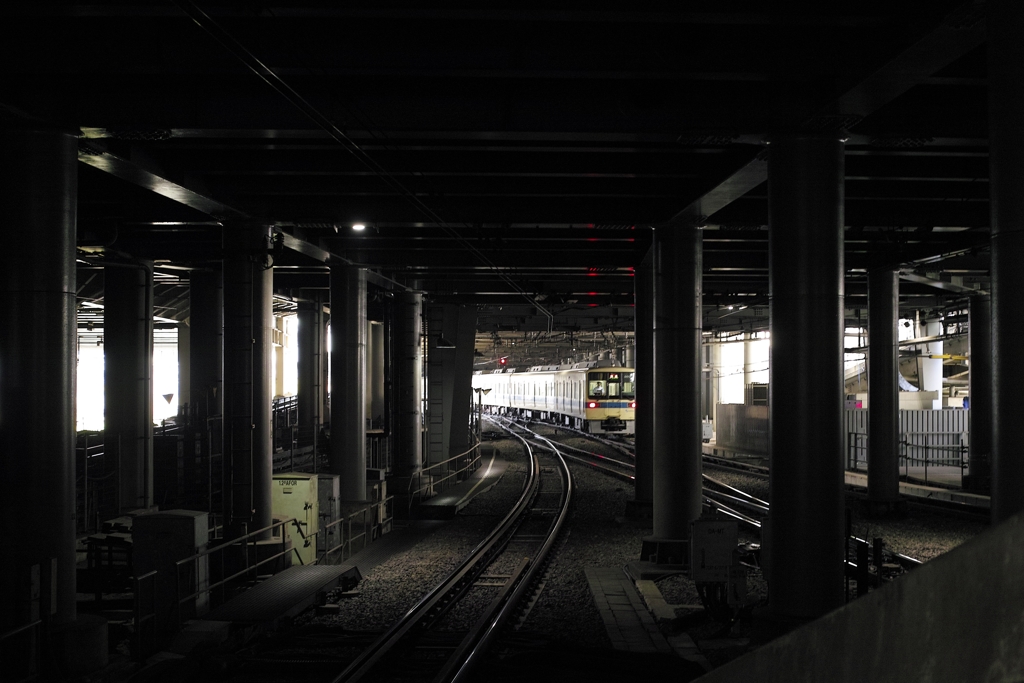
[352,223,366,231]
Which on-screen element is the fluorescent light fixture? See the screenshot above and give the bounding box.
[352,223,366,231]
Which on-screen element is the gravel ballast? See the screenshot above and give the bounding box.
[297,427,987,678]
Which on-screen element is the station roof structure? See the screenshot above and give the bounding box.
[2,2,990,365]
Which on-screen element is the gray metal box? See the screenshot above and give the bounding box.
[132,510,209,634]
[690,518,738,583]
[316,474,341,560]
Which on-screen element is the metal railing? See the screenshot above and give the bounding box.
[132,570,158,662]
[900,431,968,485]
[0,619,43,682]
[846,432,868,471]
[845,429,968,487]
[169,499,393,634]
[316,496,394,565]
[407,443,483,513]
[172,518,304,630]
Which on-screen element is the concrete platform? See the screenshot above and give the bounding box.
[415,451,508,519]
[201,564,361,624]
[702,440,989,509]
[844,470,989,509]
[585,566,710,671]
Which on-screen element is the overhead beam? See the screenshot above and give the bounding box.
[666,3,988,224]
[78,142,248,220]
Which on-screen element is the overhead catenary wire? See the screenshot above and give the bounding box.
[173,1,554,323]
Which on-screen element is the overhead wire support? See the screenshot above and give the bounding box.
[173,1,554,320]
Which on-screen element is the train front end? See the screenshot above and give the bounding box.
[584,368,636,434]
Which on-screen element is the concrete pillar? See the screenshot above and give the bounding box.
[743,332,754,390]
[297,296,324,434]
[177,298,191,412]
[989,0,1024,523]
[104,262,154,513]
[274,315,286,399]
[189,270,223,423]
[867,269,901,510]
[446,306,477,466]
[0,127,78,629]
[709,337,722,422]
[393,291,424,477]
[919,316,944,409]
[767,134,846,618]
[330,265,367,501]
[650,225,703,557]
[382,302,394,436]
[186,269,221,513]
[967,295,992,493]
[425,304,476,471]
[223,223,273,540]
[369,321,385,427]
[630,246,655,514]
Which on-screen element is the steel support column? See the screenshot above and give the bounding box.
[104,261,154,513]
[177,299,191,410]
[446,306,478,468]
[651,226,703,547]
[968,295,992,492]
[189,270,223,423]
[369,320,385,428]
[393,291,424,477]
[330,265,368,501]
[868,269,900,508]
[273,315,286,399]
[988,0,1024,524]
[0,127,78,628]
[223,224,273,540]
[631,246,655,512]
[297,296,324,435]
[767,134,846,618]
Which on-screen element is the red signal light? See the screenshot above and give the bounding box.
[499,357,507,366]
[587,401,598,408]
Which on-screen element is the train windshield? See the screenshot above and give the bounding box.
[588,372,635,399]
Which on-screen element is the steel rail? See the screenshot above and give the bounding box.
[448,420,575,683]
[329,425,540,683]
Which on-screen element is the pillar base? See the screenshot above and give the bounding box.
[962,474,991,495]
[623,499,654,521]
[51,614,108,677]
[640,535,689,567]
[857,498,909,519]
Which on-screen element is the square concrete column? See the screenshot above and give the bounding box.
[104,261,154,513]
[329,264,368,501]
[867,269,901,511]
[767,133,846,618]
[644,225,703,564]
[0,127,79,630]
[223,223,274,540]
[988,0,1024,523]
[628,245,655,517]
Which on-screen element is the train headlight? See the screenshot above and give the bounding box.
[587,401,598,408]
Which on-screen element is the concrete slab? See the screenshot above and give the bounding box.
[695,511,1024,682]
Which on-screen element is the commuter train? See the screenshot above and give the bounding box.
[472,362,636,434]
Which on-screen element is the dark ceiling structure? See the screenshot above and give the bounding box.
[3,2,991,365]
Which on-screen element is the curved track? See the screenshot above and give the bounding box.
[527,420,926,584]
[329,417,574,683]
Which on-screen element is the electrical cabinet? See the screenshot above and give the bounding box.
[272,473,320,565]
[690,518,738,583]
[317,474,340,559]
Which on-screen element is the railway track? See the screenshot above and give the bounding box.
[327,417,574,683]
[525,420,925,591]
